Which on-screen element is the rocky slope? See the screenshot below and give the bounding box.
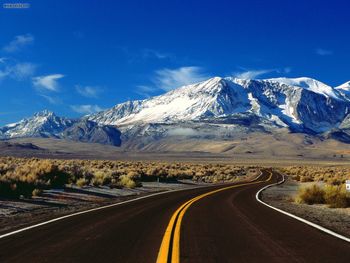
[61,119,121,146]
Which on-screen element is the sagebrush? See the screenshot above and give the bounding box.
[0,157,257,198]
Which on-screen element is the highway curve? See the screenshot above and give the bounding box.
[0,170,349,262]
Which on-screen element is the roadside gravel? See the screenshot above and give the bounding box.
[261,177,350,237]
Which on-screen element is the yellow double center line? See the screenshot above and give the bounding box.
[156,171,273,263]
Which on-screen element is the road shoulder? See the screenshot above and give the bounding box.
[260,174,350,238]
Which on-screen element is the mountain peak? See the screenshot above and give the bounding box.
[335,81,350,91]
[33,110,55,118]
[263,77,339,99]
[0,111,73,139]
[174,76,224,94]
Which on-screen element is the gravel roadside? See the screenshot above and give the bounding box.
[261,176,350,237]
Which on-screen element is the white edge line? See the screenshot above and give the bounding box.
[0,171,263,240]
[256,171,350,243]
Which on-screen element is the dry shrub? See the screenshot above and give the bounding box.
[295,185,325,205]
[282,166,348,185]
[32,188,43,197]
[118,174,136,188]
[324,185,349,208]
[91,170,112,186]
[295,184,350,208]
[300,176,313,182]
[0,157,256,198]
[76,178,88,187]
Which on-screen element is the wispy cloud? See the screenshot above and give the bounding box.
[233,67,291,79]
[0,57,7,64]
[10,62,37,80]
[315,48,333,56]
[75,85,102,98]
[0,60,37,81]
[141,48,173,60]
[135,85,158,98]
[3,34,34,53]
[154,66,210,91]
[32,74,64,92]
[39,94,61,105]
[118,46,174,63]
[70,104,103,114]
[233,69,273,79]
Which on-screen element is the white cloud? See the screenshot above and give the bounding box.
[233,69,274,79]
[154,66,210,91]
[32,74,64,92]
[3,34,34,53]
[70,104,103,114]
[75,85,101,98]
[315,48,333,56]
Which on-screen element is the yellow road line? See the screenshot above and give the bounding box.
[156,171,273,263]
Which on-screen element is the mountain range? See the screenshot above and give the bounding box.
[2,77,350,148]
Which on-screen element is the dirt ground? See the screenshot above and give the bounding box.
[261,175,350,237]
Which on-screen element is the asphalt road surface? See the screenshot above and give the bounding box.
[0,170,349,262]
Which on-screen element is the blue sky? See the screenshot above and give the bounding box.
[0,0,349,125]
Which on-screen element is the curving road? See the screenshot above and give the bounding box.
[0,170,349,262]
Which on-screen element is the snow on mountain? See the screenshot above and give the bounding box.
[89,77,251,126]
[2,76,350,145]
[334,81,350,101]
[335,81,350,91]
[89,76,350,134]
[265,77,341,99]
[0,111,122,145]
[0,110,75,139]
[234,77,350,132]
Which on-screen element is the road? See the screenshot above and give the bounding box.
[0,170,349,262]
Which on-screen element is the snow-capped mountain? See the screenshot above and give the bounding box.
[89,77,350,134]
[2,77,350,146]
[89,77,250,126]
[0,110,75,139]
[0,111,121,145]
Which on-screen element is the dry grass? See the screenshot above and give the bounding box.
[295,184,350,208]
[0,157,257,198]
[324,185,349,208]
[282,166,350,208]
[281,166,349,185]
[295,185,325,205]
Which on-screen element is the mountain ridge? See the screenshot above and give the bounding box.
[2,76,350,147]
